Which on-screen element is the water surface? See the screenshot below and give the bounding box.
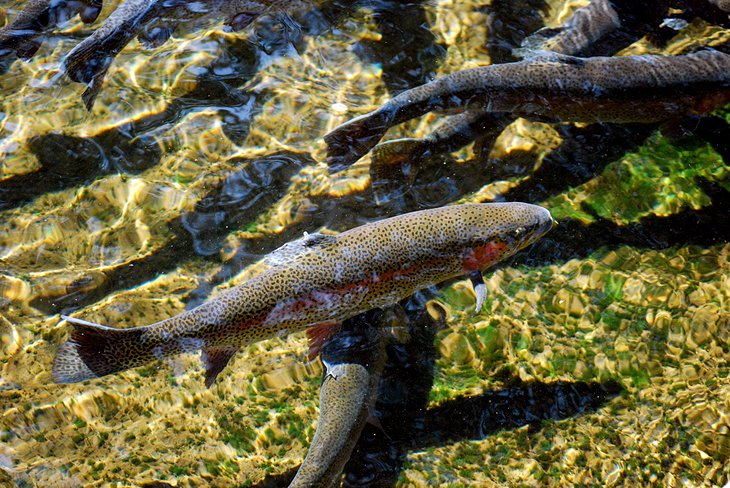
[0,0,729,486]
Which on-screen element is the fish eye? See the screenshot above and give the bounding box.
[513,226,525,236]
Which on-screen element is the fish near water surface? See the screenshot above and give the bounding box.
[0,0,102,60]
[63,0,319,110]
[53,202,553,386]
[325,49,730,170]
[289,308,391,488]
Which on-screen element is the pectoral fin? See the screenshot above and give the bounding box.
[201,346,239,387]
[469,271,487,313]
[306,321,342,360]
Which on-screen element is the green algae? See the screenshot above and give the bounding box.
[547,131,729,224]
[0,0,728,487]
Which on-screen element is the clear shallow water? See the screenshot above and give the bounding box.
[0,0,729,486]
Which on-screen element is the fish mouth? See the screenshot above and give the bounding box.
[536,209,555,238]
[515,206,554,249]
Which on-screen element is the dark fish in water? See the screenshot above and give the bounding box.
[516,0,622,58]
[52,202,553,386]
[0,0,103,60]
[289,308,391,488]
[707,0,730,12]
[63,0,317,110]
[369,111,511,179]
[324,49,730,171]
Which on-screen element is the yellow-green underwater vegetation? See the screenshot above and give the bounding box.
[0,0,729,486]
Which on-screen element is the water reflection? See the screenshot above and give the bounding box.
[0,0,729,486]
[249,295,621,487]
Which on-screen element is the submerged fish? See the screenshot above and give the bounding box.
[369,111,511,178]
[290,308,390,488]
[53,202,553,386]
[324,49,730,170]
[708,0,730,12]
[63,0,317,110]
[0,0,102,60]
[516,0,622,58]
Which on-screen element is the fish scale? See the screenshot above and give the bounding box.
[52,202,553,385]
[325,49,730,170]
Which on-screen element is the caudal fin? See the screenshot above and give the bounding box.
[324,110,392,172]
[52,316,149,384]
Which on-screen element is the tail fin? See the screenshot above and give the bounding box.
[324,110,392,172]
[62,38,115,111]
[52,316,149,384]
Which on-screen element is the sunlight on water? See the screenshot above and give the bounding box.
[0,0,729,486]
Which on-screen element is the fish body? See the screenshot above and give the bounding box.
[63,0,319,109]
[325,50,730,170]
[517,0,622,57]
[290,308,390,488]
[0,0,102,60]
[53,202,553,385]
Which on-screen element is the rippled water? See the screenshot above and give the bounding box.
[1,0,729,486]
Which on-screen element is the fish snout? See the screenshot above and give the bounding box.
[535,206,555,238]
[507,204,554,250]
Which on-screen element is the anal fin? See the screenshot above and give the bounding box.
[201,346,239,387]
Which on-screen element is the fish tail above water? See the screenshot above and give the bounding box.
[52,315,176,383]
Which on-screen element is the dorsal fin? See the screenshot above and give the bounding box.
[514,47,585,66]
[265,232,337,267]
[201,346,239,387]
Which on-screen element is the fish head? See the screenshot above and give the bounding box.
[459,202,553,273]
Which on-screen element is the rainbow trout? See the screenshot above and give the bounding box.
[53,202,553,386]
[290,308,391,488]
[0,0,102,60]
[63,0,318,110]
[324,49,730,170]
[517,0,622,57]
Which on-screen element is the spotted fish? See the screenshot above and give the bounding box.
[289,308,391,488]
[324,49,730,170]
[63,0,319,110]
[52,202,553,386]
[516,0,622,58]
[0,0,102,60]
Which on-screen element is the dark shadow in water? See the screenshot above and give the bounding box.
[180,152,309,256]
[0,36,260,211]
[28,151,306,314]
[516,177,730,269]
[2,0,436,212]
[0,9,301,211]
[242,291,622,488]
[342,380,621,487]
[352,0,445,93]
[499,123,658,204]
[249,377,620,488]
[0,132,161,211]
[371,122,658,213]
